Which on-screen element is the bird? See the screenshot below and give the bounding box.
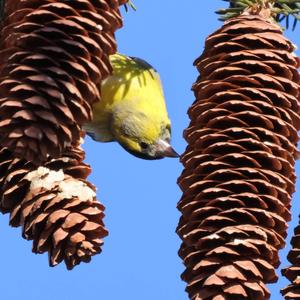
[83,53,179,160]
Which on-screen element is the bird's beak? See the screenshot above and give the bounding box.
[156,139,180,158]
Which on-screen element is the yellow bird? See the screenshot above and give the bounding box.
[84,53,178,160]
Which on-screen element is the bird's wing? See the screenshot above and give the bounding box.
[83,122,114,143]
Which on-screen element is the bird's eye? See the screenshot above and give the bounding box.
[140,142,149,149]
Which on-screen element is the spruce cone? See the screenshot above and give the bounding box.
[0,0,126,162]
[281,216,300,299]
[177,14,300,300]
[0,142,108,269]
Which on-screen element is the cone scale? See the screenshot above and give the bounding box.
[177,13,300,300]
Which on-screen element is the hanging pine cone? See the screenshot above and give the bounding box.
[0,0,126,163]
[177,13,300,300]
[281,215,300,299]
[0,141,108,269]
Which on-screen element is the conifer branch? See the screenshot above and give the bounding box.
[217,0,300,28]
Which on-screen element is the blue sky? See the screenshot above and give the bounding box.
[0,1,299,299]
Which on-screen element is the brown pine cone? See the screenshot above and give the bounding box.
[177,13,300,300]
[0,0,125,162]
[281,216,300,299]
[0,142,108,270]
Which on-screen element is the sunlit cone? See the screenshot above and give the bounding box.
[0,0,126,162]
[177,11,300,300]
[0,141,108,269]
[281,215,300,299]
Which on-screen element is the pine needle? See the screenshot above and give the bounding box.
[124,0,137,12]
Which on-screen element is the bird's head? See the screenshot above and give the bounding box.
[111,109,179,160]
